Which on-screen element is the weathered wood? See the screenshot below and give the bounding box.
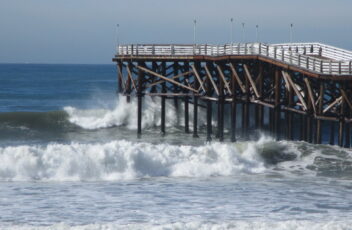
[231,63,237,142]
[161,62,166,135]
[274,69,281,140]
[323,97,342,114]
[193,62,200,138]
[218,65,225,141]
[204,65,220,96]
[146,70,193,88]
[316,81,324,144]
[184,62,190,134]
[229,63,246,93]
[137,62,144,136]
[191,64,206,93]
[282,71,308,111]
[330,121,335,145]
[117,62,124,93]
[126,64,137,91]
[243,64,260,98]
[137,65,198,93]
[216,65,232,95]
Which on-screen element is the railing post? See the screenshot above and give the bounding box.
[298,54,301,67]
[259,43,261,55]
[266,45,269,56]
[329,60,332,74]
[339,61,342,74]
[238,43,241,55]
[136,44,139,56]
[306,57,309,69]
[320,60,323,73]
[274,47,277,59]
[289,49,292,64]
[281,49,284,61]
[303,47,307,55]
[245,43,247,55]
[350,61,352,74]
[217,45,219,56]
[171,45,174,55]
[313,59,316,71]
[152,45,155,55]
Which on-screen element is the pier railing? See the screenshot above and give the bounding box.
[117,43,352,76]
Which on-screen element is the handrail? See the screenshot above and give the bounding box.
[116,43,352,76]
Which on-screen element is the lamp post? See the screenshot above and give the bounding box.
[193,19,197,45]
[231,18,234,45]
[242,22,245,42]
[290,23,293,43]
[256,25,259,42]
[116,24,120,53]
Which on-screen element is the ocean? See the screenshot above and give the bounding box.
[0,63,352,230]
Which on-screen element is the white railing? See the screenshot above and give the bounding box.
[116,43,352,76]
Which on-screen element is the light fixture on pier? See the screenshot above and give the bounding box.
[290,23,293,43]
[230,18,234,45]
[193,19,197,45]
[116,24,120,53]
[242,22,245,42]
[256,25,259,42]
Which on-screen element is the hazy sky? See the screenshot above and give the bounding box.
[0,0,351,64]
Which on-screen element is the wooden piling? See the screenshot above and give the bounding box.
[161,62,166,134]
[217,63,225,141]
[137,62,144,136]
[193,62,200,138]
[117,61,123,93]
[316,81,324,144]
[184,62,190,133]
[274,69,281,140]
[231,62,237,142]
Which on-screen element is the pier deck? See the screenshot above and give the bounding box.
[113,43,352,147]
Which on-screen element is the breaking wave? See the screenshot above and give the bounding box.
[0,137,351,182]
[65,95,206,130]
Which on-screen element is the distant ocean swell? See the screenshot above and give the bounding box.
[2,220,352,230]
[0,137,351,182]
[0,96,204,133]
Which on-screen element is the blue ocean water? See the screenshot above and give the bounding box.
[0,64,352,230]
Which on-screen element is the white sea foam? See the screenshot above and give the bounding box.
[0,139,272,182]
[3,220,352,230]
[64,95,206,130]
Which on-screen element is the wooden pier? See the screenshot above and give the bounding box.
[113,42,352,147]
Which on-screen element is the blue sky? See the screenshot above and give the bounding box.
[0,0,351,64]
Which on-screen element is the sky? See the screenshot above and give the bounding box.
[0,0,351,64]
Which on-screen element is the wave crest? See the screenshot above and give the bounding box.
[0,139,269,182]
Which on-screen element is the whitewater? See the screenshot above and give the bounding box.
[1,64,352,230]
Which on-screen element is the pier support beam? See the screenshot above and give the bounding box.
[231,62,237,142]
[126,62,132,103]
[137,62,144,136]
[330,122,335,145]
[174,62,180,125]
[161,62,166,135]
[217,64,225,142]
[184,62,190,133]
[316,81,324,144]
[117,61,123,94]
[243,65,250,139]
[274,69,281,140]
[338,94,345,147]
[193,62,200,138]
